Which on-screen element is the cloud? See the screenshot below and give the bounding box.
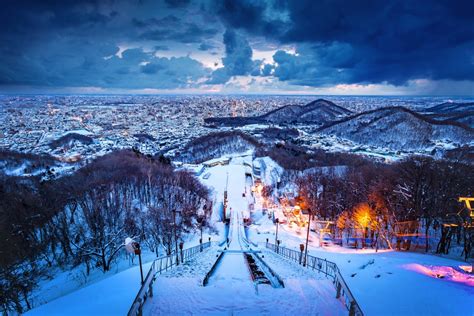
[136,15,219,44]
[198,43,215,51]
[212,0,474,86]
[1,0,474,93]
[164,0,190,8]
[0,37,210,89]
[207,29,263,84]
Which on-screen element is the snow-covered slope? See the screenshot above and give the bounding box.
[424,101,474,114]
[204,99,352,126]
[317,107,473,151]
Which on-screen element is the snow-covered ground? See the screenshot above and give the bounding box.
[26,152,474,316]
[26,262,151,316]
[245,157,474,316]
[145,248,346,315]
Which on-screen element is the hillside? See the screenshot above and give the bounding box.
[424,101,474,114]
[177,130,261,163]
[317,107,474,151]
[204,99,352,127]
[422,101,474,128]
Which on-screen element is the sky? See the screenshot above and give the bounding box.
[1,0,474,95]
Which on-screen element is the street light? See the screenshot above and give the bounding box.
[304,208,312,267]
[125,238,144,285]
[172,209,180,265]
[275,217,279,246]
[197,216,204,252]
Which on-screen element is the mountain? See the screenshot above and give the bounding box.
[424,101,474,114]
[317,107,474,151]
[424,112,474,128]
[422,102,474,128]
[204,99,352,127]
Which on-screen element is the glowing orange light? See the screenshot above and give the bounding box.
[353,203,375,229]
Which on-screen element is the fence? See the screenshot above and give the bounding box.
[265,242,363,316]
[128,241,212,316]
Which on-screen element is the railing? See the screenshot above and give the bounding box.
[202,251,225,286]
[128,241,212,316]
[265,242,363,316]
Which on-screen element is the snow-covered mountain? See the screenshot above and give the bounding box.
[422,102,474,128]
[424,101,474,114]
[317,107,474,151]
[204,99,352,126]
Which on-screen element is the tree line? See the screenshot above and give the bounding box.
[294,156,473,257]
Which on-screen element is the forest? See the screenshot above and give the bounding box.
[0,150,210,314]
[292,156,474,259]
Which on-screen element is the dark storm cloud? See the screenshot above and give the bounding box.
[0,0,213,89]
[207,29,262,84]
[133,15,219,44]
[212,0,474,86]
[164,0,191,8]
[198,43,215,51]
[1,0,474,90]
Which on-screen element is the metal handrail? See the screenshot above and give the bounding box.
[128,241,212,316]
[265,242,363,316]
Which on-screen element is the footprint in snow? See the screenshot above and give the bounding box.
[359,259,375,270]
[375,274,381,278]
[351,273,357,277]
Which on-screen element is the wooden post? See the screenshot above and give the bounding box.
[349,301,356,316]
[299,244,304,265]
[138,251,144,285]
[336,280,342,299]
[149,281,154,298]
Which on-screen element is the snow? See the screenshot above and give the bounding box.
[26,152,474,316]
[144,209,345,316]
[143,156,347,315]
[249,211,474,315]
[26,263,151,316]
[248,207,474,316]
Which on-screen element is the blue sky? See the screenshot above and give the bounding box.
[1,0,473,95]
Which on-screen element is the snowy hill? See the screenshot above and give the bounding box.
[422,101,474,128]
[177,131,260,163]
[424,101,474,114]
[204,99,352,127]
[317,107,474,151]
[0,150,76,178]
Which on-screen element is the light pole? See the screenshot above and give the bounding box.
[197,216,204,252]
[172,209,179,265]
[125,238,144,285]
[304,209,311,267]
[134,242,144,284]
[275,217,279,245]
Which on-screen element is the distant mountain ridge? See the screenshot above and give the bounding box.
[421,102,474,128]
[424,101,474,114]
[204,99,352,126]
[205,99,473,154]
[317,106,473,151]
